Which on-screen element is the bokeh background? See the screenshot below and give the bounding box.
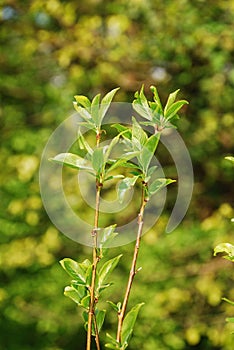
[1,0,234,349]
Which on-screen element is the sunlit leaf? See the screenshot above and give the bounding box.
[91,93,101,125]
[121,303,144,347]
[100,88,120,125]
[117,176,139,203]
[225,156,234,163]
[92,147,105,173]
[98,254,122,290]
[74,95,91,110]
[164,89,180,116]
[164,100,188,120]
[49,153,93,171]
[60,258,88,285]
[148,178,175,197]
[95,309,106,332]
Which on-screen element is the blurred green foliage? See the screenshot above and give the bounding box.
[0,0,234,349]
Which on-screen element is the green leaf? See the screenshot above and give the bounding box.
[64,285,86,305]
[112,123,132,140]
[140,134,160,173]
[121,303,144,347]
[132,117,147,151]
[99,225,118,248]
[225,156,234,163]
[91,93,101,125]
[164,100,188,120]
[80,295,90,310]
[77,129,93,156]
[99,88,120,125]
[73,104,93,123]
[92,147,105,173]
[98,255,122,290]
[150,86,163,114]
[105,333,119,349]
[85,264,93,287]
[214,243,234,261]
[117,176,139,203]
[148,178,176,197]
[95,309,106,333]
[107,301,121,312]
[164,89,180,116]
[74,95,91,110]
[49,153,93,171]
[60,258,88,285]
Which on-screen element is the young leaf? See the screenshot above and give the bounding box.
[164,100,188,120]
[107,301,119,312]
[121,303,144,347]
[117,176,139,204]
[140,134,160,173]
[73,104,92,123]
[77,129,93,156]
[132,117,147,151]
[64,286,82,304]
[98,254,122,290]
[80,295,90,310]
[112,123,132,140]
[148,178,176,197]
[92,147,105,174]
[74,95,91,111]
[105,333,119,349]
[164,89,180,116]
[99,87,120,125]
[91,93,101,125]
[49,153,93,171]
[150,86,163,114]
[60,258,87,285]
[95,309,106,333]
[99,225,118,248]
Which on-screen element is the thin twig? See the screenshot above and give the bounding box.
[86,130,102,350]
[116,184,147,344]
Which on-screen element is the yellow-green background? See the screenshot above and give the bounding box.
[0,0,234,349]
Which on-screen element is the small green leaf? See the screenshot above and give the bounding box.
[92,147,105,173]
[121,303,144,347]
[107,301,119,312]
[60,258,87,285]
[80,295,90,310]
[132,117,147,151]
[100,88,120,125]
[77,129,93,156]
[95,309,106,333]
[117,176,139,203]
[49,153,93,171]
[98,255,122,290]
[99,225,118,249]
[85,264,93,287]
[105,333,119,349]
[148,178,175,197]
[164,89,180,116]
[112,123,132,140]
[74,95,91,110]
[73,104,93,123]
[150,86,163,114]
[164,100,188,120]
[91,93,101,125]
[64,285,85,305]
[140,134,160,173]
[214,243,234,260]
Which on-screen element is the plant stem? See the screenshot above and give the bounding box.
[86,129,102,350]
[116,184,147,344]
